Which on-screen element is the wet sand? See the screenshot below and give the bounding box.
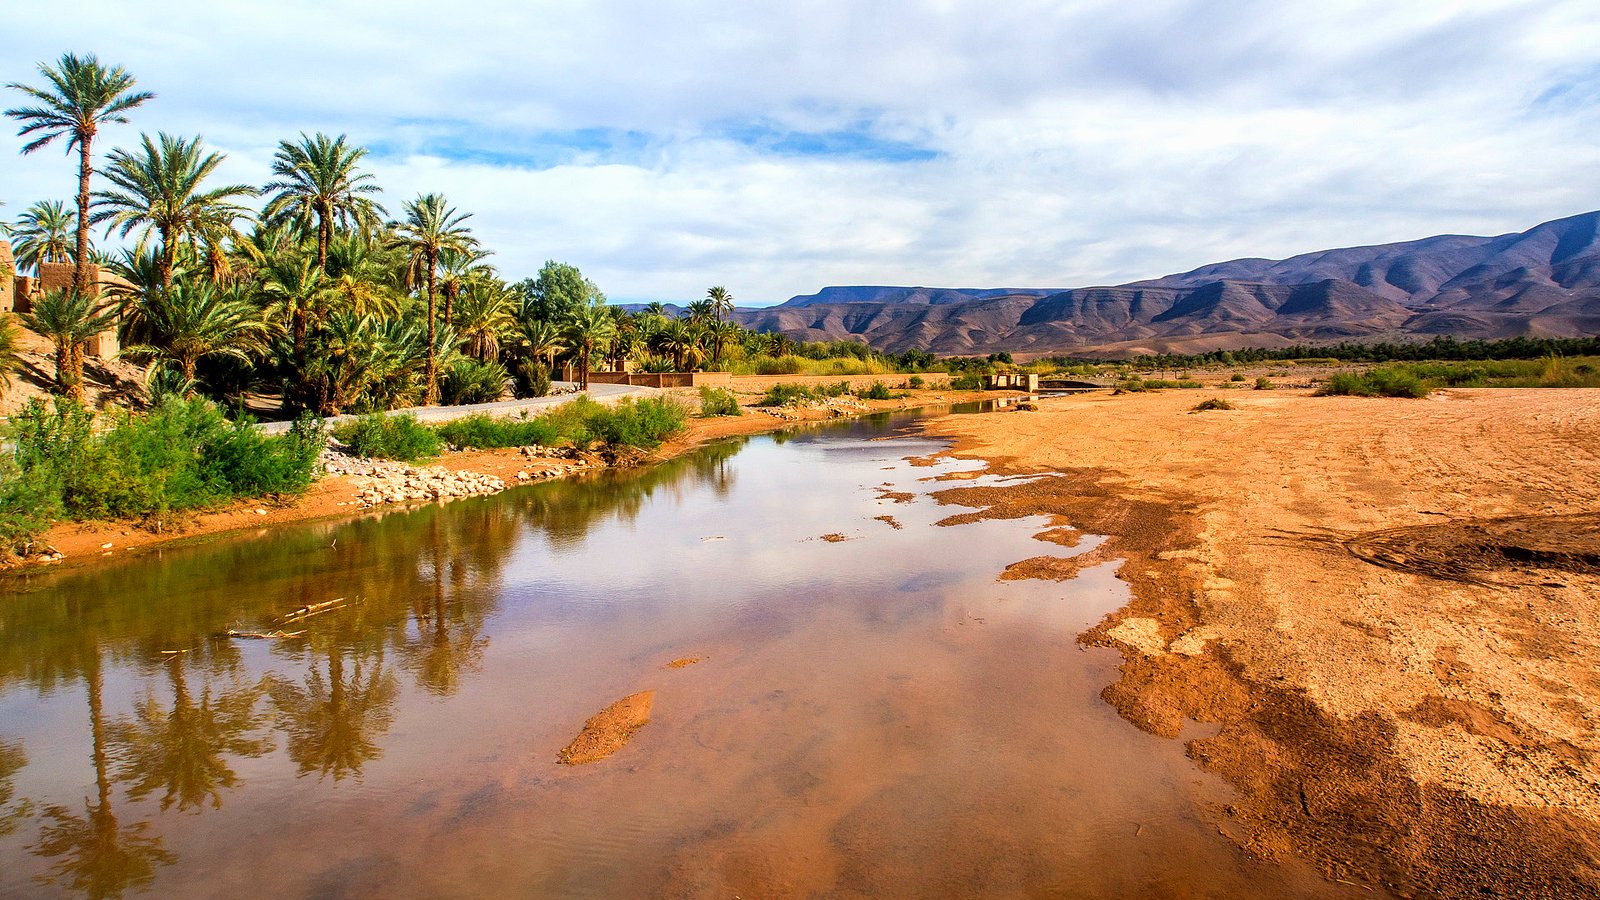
[921,388,1600,897]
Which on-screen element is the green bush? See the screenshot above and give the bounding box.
[759,383,817,406]
[441,358,509,405]
[907,375,926,389]
[949,372,984,391]
[1254,376,1274,390]
[435,412,558,449]
[1191,397,1234,412]
[1318,369,1431,398]
[818,381,851,398]
[698,386,743,417]
[335,413,443,461]
[588,397,688,449]
[0,397,326,547]
[1230,373,1246,382]
[856,381,892,400]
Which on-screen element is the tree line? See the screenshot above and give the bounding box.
[2,53,881,417]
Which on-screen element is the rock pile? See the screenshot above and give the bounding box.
[350,466,506,508]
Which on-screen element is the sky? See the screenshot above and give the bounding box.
[3,0,1598,306]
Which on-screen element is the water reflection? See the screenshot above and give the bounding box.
[31,654,173,899]
[0,737,28,838]
[0,428,759,898]
[109,657,272,810]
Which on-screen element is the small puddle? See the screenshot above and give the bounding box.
[0,406,1372,898]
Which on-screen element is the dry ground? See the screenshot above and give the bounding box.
[922,388,1600,897]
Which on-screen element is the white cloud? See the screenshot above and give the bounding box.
[3,0,1598,303]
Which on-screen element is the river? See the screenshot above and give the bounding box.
[0,406,1368,898]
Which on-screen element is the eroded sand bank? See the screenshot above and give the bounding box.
[921,387,1600,897]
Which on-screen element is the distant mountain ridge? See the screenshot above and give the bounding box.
[731,211,1600,356]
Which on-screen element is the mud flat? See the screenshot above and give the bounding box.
[921,387,1600,897]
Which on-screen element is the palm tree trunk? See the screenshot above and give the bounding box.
[424,250,439,405]
[69,342,86,403]
[74,131,94,295]
[158,225,175,290]
[317,211,331,272]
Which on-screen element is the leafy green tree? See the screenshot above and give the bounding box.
[11,199,78,271]
[518,260,602,325]
[5,53,154,293]
[392,193,476,404]
[90,132,257,289]
[20,289,117,401]
[262,132,385,270]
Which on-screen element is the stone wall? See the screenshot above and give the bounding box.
[29,262,127,359]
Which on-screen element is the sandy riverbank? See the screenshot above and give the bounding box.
[920,387,1600,897]
[18,387,996,571]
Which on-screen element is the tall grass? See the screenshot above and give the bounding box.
[428,397,688,454]
[725,354,898,376]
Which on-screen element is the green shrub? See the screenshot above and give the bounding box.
[588,397,688,449]
[1317,369,1431,398]
[819,381,851,398]
[856,381,892,401]
[0,397,326,547]
[1191,397,1234,412]
[698,386,743,417]
[1230,373,1246,382]
[949,372,984,391]
[335,413,443,461]
[440,358,510,405]
[1254,376,1274,390]
[435,412,558,449]
[759,383,817,406]
[907,375,926,389]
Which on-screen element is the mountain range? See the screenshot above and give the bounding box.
[730,210,1600,356]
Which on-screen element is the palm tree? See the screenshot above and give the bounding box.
[513,317,565,389]
[261,132,386,270]
[707,285,733,325]
[436,246,494,328]
[5,53,154,294]
[391,194,476,404]
[0,314,22,398]
[709,318,741,366]
[90,132,257,289]
[685,297,715,323]
[259,255,331,358]
[563,303,616,389]
[21,288,117,401]
[454,279,513,362]
[124,279,266,383]
[11,199,77,271]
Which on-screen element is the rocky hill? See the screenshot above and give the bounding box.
[733,211,1600,356]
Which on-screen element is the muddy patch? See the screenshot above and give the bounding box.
[1345,512,1600,586]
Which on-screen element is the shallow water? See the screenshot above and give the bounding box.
[0,407,1368,898]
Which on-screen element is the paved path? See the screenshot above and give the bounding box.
[257,382,660,434]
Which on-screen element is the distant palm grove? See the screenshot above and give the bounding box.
[2,53,912,418]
